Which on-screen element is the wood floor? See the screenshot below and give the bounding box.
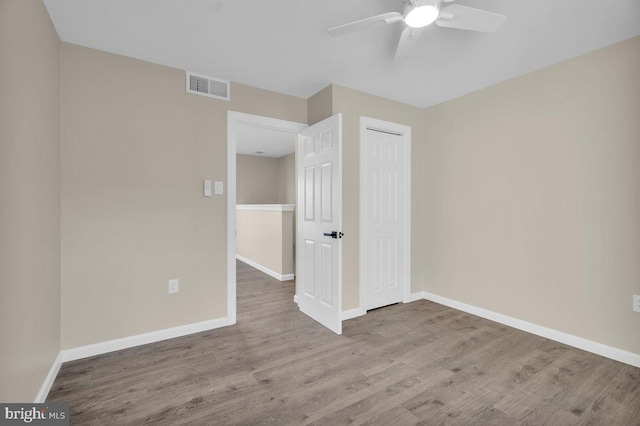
[48,260,640,425]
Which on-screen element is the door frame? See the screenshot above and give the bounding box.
[359,116,412,312]
[227,111,307,325]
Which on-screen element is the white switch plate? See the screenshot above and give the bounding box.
[634,295,640,313]
[168,279,179,294]
[214,181,224,195]
[204,180,212,197]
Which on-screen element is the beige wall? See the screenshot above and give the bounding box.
[281,210,294,275]
[0,0,61,402]
[422,36,640,354]
[236,153,295,204]
[277,153,296,204]
[307,85,333,126]
[237,154,281,204]
[237,153,296,271]
[237,209,293,276]
[60,43,307,349]
[330,85,426,310]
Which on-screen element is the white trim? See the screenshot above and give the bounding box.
[61,317,229,362]
[359,117,412,313]
[34,352,63,403]
[294,295,299,304]
[341,307,366,321]
[236,204,295,212]
[404,291,426,303]
[236,255,295,281]
[422,292,640,369]
[228,112,306,326]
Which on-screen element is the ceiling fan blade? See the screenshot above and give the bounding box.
[328,12,404,36]
[394,26,424,63]
[436,4,506,33]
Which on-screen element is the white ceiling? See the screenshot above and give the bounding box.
[236,125,295,158]
[44,0,640,108]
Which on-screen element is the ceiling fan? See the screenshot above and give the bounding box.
[328,0,507,62]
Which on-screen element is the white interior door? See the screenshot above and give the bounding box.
[365,128,405,310]
[296,114,342,334]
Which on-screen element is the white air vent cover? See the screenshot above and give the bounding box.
[186,72,230,101]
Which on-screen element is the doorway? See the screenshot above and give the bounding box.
[359,117,412,311]
[227,112,306,325]
[228,112,344,334]
[235,124,297,281]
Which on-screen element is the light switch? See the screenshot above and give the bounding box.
[168,279,179,294]
[215,181,224,195]
[204,180,212,197]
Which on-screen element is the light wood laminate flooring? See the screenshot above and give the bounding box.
[47,260,640,425]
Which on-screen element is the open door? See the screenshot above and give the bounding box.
[296,114,342,334]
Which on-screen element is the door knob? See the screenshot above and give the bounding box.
[323,231,344,239]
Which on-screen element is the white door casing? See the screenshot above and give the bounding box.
[360,117,411,311]
[296,114,343,334]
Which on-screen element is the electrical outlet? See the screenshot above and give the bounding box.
[634,295,640,313]
[168,279,179,294]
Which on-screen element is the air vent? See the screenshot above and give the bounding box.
[186,71,230,101]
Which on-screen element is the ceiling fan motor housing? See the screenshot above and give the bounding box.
[404,0,441,28]
[404,0,440,15]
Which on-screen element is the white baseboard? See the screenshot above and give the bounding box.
[422,291,640,369]
[236,255,294,281]
[61,317,230,362]
[404,291,426,303]
[34,351,63,403]
[293,295,299,304]
[339,293,425,322]
[341,307,366,321]
[335,291,460,322]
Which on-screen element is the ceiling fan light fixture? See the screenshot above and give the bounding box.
[405,5,439,28]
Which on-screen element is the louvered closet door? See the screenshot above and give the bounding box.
[365,129,405,310]
[296,114,342,334]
